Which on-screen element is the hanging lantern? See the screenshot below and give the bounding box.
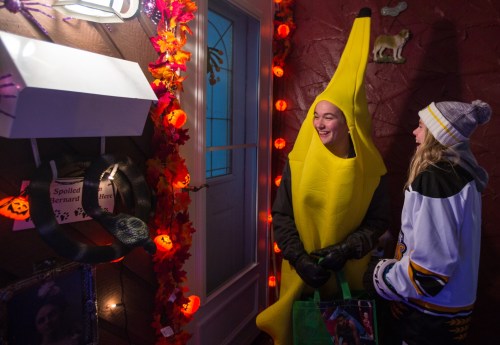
[274,175,282,187]
[173,172,191,189]
[154,234,173,252]
[275,99,287,111]
[277,24,290,38]
[165,109,187,129]
[181,295,201,316]
[274,138,286,150]
[272,65,284,78]
[267,214,273,223]
[0,196,30,220]
[274,0,283,4]
[273,242,281,254]
[268,275,277,287]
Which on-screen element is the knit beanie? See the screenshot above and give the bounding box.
[418,100,492,146]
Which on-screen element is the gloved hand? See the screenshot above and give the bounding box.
[311,242,351,271]
[294,254,331,288]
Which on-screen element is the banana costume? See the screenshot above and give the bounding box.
[256,8,386,345]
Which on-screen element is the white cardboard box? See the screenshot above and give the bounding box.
[0,31,157,138]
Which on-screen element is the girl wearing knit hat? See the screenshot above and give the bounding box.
[365,100,492,344]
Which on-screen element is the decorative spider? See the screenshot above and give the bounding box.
[0,0,54,36]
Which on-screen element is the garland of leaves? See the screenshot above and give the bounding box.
[144,1,198,344]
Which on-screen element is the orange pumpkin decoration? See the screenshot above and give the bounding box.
[0,196,30,220]
[154,234,173,252]
[181,295,201,316]
[166,109,187,129]
[172,172,191,189]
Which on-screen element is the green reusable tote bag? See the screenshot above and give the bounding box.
[292,271,378,345]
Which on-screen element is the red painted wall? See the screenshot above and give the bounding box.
[272,1,500,342]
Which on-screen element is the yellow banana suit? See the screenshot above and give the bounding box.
[256,8,387,345]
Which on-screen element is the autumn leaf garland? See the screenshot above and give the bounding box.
[145,1,198,344]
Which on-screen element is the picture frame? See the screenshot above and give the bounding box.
[0,262,98,345]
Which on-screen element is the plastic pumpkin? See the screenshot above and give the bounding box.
[181,295,201,316]
[0,196,30,220]
[154,234,173,252]
[166,109,187,129]
[173,173,190,189]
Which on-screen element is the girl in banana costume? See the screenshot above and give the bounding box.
[256,8,389,345]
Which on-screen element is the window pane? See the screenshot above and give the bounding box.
[207,9,232,178]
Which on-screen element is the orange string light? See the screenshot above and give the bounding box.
[277,24,290,38]
[272,65,284,77]
[274,175,282,187]
[274,137,286,149]
[273,242,281,253]
[275,99,287,111]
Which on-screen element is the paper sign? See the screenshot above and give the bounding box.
[13,178,115,231]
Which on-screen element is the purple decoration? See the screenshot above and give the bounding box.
[141,0,161,25]
[0,0,55,36]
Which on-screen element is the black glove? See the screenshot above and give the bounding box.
[311,242,351,271]
[294,254,331,288]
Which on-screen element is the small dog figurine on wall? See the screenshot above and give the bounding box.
[373,29,411,63]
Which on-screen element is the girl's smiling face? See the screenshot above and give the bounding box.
[413,119,427,145]
[313,101,350,155]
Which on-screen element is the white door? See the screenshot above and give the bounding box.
[182,0,273,344]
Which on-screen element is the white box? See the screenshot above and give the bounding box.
[0,31,157,138]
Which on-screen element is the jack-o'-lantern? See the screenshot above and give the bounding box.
[173,173,190,189]
[154,234,173,252]
[0,196,30,220]
[165,109,187,129]
[181,295,200,316]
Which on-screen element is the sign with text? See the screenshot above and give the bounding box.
[13,178,115,231]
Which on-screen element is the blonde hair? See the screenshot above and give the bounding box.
[405,128,448,188]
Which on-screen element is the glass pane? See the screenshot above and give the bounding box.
[207,9,232,178]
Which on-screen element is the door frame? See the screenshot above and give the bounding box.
[181,0,274,343]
